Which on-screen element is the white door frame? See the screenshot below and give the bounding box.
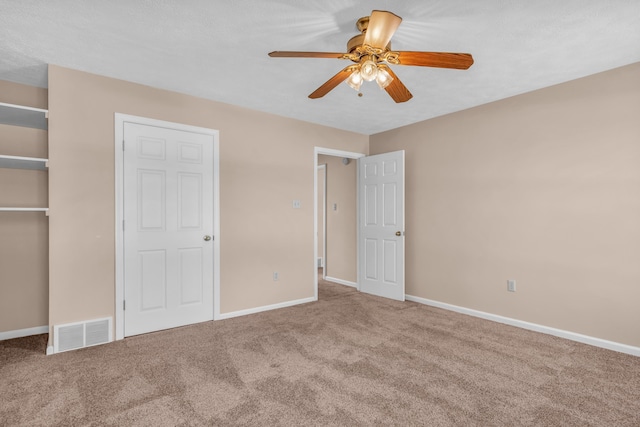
[317,164,327,272]
[314,147,365,300]
[115,113,221,340]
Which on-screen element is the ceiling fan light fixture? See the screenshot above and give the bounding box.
[269,10,473,103]
[375,67,393,89]
[346,69,363,91]
[360,58,378,81]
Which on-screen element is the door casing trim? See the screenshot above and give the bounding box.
[114,113,220,340]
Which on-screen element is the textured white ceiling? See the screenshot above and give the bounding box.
[1,0,639,135]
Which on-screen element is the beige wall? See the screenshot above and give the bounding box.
[5,61,638,350]
[318,155,357,283]
[370,62,640,347]
[0,81,49,333]
[47,65,368,331]
[0,79,48,111]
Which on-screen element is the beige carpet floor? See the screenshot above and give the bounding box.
[1,273,639,426]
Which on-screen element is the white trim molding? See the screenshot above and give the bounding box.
[0,325,48,341]
[324,276,358,288]
[317,163,327,273]
[218,297,316,320]
[406,295,640,357]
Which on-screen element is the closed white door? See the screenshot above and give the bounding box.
[124,122,214,336]
[358,150,405,301]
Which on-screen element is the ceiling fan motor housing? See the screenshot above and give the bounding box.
[347,16,391,56]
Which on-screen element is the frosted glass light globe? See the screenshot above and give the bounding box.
[360,59,378,81]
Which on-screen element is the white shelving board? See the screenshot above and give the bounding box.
[0,207,48,213]
[0,102,49,214]
[0,102,48,130]
[0,155,48,211]
[0,154,48,170]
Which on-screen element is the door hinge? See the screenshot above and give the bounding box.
[123,300,126,311]
[122,220,125,231]
[122,140,125,151]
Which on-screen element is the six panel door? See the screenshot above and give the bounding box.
[358,150,405,301]
[123,122,214,336]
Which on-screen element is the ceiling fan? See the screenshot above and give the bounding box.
[268,10,474,103]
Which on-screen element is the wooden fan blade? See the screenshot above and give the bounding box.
[378,65,412,103]
[363,10,402,49]
[268,51,346,59]
[395,52,474,69]
[309,66,356,99]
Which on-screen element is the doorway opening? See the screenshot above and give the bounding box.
[313,148,365,300]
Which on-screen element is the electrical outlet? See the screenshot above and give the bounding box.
[292,200,301,209]
[273,272,279,281]
[507,279,516,292]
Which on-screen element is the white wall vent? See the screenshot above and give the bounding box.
[53,317,112,353]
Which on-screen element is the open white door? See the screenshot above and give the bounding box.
[358,150,405,301]
[123,122,214,336]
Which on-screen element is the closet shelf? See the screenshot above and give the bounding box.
[0,102,49,213]
[0,102,49,130]
[0,207,48,213]
[0,154,48,170]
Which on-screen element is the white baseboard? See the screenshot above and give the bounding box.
[0,325,48,341]
[218,296,316,320]
[406,295,640,357]
[325,276,358,288]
